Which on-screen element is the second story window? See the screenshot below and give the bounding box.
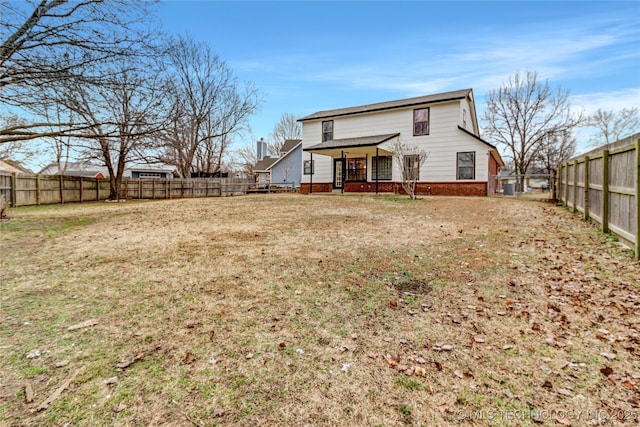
[413,108,429,136]
[322,120,333,142]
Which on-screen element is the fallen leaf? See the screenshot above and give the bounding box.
[600,366,614,376]
[389,300,398,308]
[414,366,427,377]
[183,352,196,365]
[279,342,286,349]
[385,354,399,367]
[454,370,464,379]
[621,380,636,391]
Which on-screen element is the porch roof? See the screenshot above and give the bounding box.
[304,133,398,157]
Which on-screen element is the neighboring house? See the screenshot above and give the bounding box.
[40,162,108,178]
[253,139,303,188]
[39,162,179,179]
[0,159,32,174]
[298,89,504,196]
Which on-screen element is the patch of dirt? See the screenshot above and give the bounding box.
[390,277,433,295]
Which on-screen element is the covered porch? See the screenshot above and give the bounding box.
[303,133,398,194]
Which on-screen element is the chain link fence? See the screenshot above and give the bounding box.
[489,174,553,200]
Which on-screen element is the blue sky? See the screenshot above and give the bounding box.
[158,1,640,154]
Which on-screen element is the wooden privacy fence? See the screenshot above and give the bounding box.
[0,174,251,207]
[557,133,639,259]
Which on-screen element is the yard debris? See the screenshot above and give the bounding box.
[117,351,145,369]
[600,366,614,376]
[414,366,427,377]
[183,352,196,364]
[37,367,83,412]
[67,319,98,331]
[55,360,69,368]
[24,382,34,403]
[26,349,41,359]
[434,343,453,352]
[341,363,350,373]
[104,377,118,385]
[599,351,617,360]
[113,403,128,413]
[295,348,304,355]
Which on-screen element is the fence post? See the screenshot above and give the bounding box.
[602,150,609,234]
[79,177,84,203]
[564,163,569,207]
[96,178,100,201]
[10,173,17,207]
[583,155,590,221]
[36,174,41,205]
[572,160,578,213]
[635,139,639,260]
[59,175,64,204]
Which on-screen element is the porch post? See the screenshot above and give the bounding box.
[341,150,344,194]
[375,147,379,194]
[309,153,313,194]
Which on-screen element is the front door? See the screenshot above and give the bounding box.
[333,159,344,189]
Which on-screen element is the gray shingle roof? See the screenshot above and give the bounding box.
[304,134,399,151]
[299,89,472,122]
[254,156,278,171]
[280,139,302,153]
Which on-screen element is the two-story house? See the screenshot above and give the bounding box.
[298,89,503,196]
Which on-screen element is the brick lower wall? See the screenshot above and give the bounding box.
[302,181,488,196]
[299,183,333,194]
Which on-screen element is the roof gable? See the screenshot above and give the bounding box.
[298,89,472,122]
[280,139,302,153]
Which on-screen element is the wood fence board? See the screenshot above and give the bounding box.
[558,134,638,258]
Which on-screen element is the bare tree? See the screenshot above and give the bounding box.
[391,139,429,200]
[0,115,39,165]
[158,36,260,177]
[0,0,155,144]
[231,144,258,179]
[534,130,576,175]
[482,71,582,181]
[586,107,639,146]
[52,58,167,199]
[268,112,301,155]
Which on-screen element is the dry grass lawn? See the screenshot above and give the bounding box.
[1,194,639,426]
